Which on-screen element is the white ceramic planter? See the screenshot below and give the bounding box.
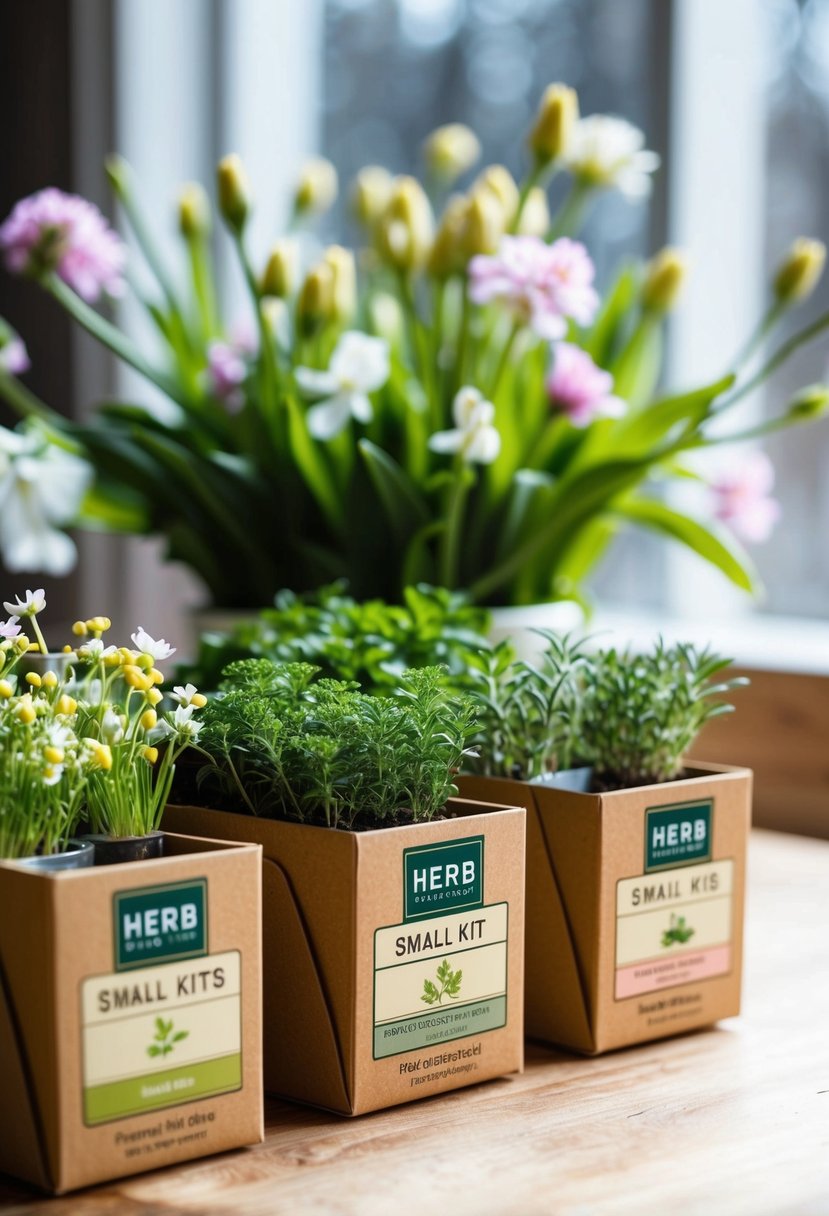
[487,601,585,661]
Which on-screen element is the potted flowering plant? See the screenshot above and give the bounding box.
[165,659,526,1115]
[0,84,826,613]
[458,637,752,1055]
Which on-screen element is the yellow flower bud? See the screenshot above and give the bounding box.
[427,194,469,278]
[517,186,551,238]
[17,700,36,725]
[529,83,579,165]
[122,665,145,688]
[62,645,73,653]
[191,693,208,709]
[423,123,481,184]
[140,708,158,731]
[294,158,338,216]
[141,745,159,766]
[44,745,64,765]
[351,166,394,229]
[773,237,826,305]
[261,240,298,299]
[15,637,30,653]
[118,647,136,661]
[0,680,13,699]
[376,176,434,272]
[89,741,113,772]
[217,153,251,233]
[322,245,357,323]
[474,165,519,228]
[146,687,164,706]
[135,652,155,671]
[786,383,829,421]
[72,620,88,637]
[178,182,211,239]
[150,668,165,686]
[42,671,58,689]
[462,189,505,259]
[25,672,42,688]
[642,247,689,312]
[56,694,77,716]
[104,651,123,668]
[297,263,335,333]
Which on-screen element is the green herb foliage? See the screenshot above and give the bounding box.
[421,959,463,1006]
[661,914,695,948]
[198,660,477,829]
[581,641,747,788]
[179,583,490,694]
[147,1017,189,1058]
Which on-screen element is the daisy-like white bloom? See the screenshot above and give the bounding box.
[0,430,93,577]
[171,683,207,708]
[295,331,390,440]
[4,588,46,617]
[0,616,20,639]
[0,187,126,302]
[130,627,176,661]
[563,116,660,200]
[153,704,202,741]
[708,451,781,544]
[101,707,125,744]
[547,342,626,427]
[0,335,30,376]
[75,637,117,661]
[429,387,501,465]
[468,236,599,340]
[42,762,65,787]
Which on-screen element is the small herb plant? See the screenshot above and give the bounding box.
[197,659,477,830]
[581,641,747,789]
[421,959,463,1006]
[661,914,695,948]
[147,1017,189,1058]
[464,632,589,781]
[179,583,490,694]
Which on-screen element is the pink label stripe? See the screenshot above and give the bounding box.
[615,944,731,999]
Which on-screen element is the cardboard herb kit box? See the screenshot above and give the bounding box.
[165,799,525,1115]
[0,833,263,1194]
[458,763,751,1054]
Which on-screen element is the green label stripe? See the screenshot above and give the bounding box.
[83,1053,241,1125]
[403,836,484,922]
[114,879,208,971]
[645,801,713,872]
[373,996,506,1059]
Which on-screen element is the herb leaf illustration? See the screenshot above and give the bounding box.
[147,1017,189,1058]
[421,958,463,1005]
[661,913,696,948]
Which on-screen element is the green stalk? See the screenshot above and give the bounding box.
[186,233,220,342]
[232,233,282,435]
[716,307,829,413]
[511,162,545,234]
[489,320,521,400]
[547,180,594,241]
[731,299,785,373]
[0,369,72,445]
[440,461,472,587]
[46,275,186,405]
[454,289,472,395]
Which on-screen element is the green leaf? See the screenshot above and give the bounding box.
[358,439,430,544]
[582,262,640,366]
[614,374,736,455]
[172,1030,189,1043]
[610,316,663,410]
[147,1044,162,1058]
[284,395,343,532]
[614,498,759,594]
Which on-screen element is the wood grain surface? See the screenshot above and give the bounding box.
[1,830,827,1216]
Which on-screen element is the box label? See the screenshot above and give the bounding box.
[615,860,733,999]
[645,800,712,872]
[373,903,508,1059]
[114,879,207,971]
[81,950,242,1125]
[403,836,484,922]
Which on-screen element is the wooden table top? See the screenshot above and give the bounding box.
[2,829,827,1216]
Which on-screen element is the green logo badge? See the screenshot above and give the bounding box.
[114,879,207,971]
[403,836,484,921]
[645,801,712,872]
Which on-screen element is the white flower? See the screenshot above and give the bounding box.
[76,638,117,661]
[47,722,75,750]
[130,626,176,661]
[172,683,199,707]
[0,430,92,577]
[0,615,20,638]
[295,331,390,440]
[153,703,202,741]
[429,387,501,465]
[42,763,65,787]
[101,707,125,743]
[564,116,660,200]
[4,588,46,617]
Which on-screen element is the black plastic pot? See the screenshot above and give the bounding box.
[85,831,165,866]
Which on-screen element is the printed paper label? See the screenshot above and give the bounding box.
[615,860,733,999]
[373,903,508,1059]
[81,950,242,1125]
[113,879,207,971]
[402,836,484,921]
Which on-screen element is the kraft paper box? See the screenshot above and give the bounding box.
[0,833,264,1194]
[165,798,525,1115]
[458,763,751,1054]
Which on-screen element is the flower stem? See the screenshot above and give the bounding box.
[440,462,471,587]
[30,615,48,656]
[547,180,593,241]
[511,163,544,234]
[0,369,71,444]
[717,306,829,412]
[489,321,520,400]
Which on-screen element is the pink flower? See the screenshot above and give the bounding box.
[0,336,30,376]
[0,615,20,639]
[546,342,625,427]
[0,188,126,302]
[207,340,248,411]
[709,451,781,544]
[468,235,599,339]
